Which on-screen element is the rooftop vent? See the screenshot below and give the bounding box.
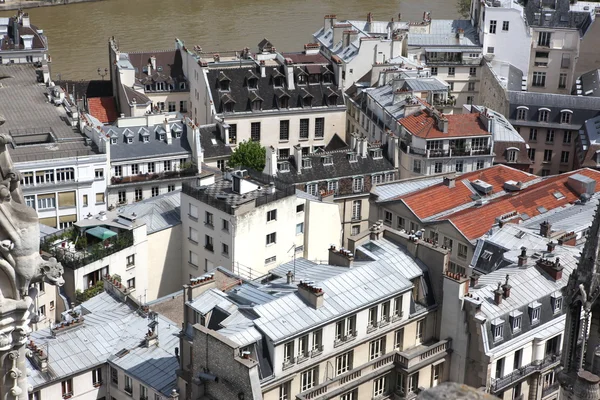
[503,180,523,191]
[471,179,493,194]
[567,174,596,196]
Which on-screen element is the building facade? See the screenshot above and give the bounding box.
[0,10,48,65]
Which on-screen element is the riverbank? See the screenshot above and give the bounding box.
[0,0,103,11]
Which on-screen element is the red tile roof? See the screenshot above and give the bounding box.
[443,168,600,240]
[88,97,118,124]
[400,165,537,219]
[400,111,491,139]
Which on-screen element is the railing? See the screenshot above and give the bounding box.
[40,228,134,270]
[490,352,561,393]
[110,167,198,186]
[395,339,452,370]
[403,146,492,159]
[541,382,560,398]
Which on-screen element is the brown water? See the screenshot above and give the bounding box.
[1,0,458,80]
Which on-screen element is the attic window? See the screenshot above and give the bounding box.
[323,72,332,84]
[303,97,312,107]
[251,100,262,111]
[491,319,504,343]
[274,76,284,87]
[279,96,289,109]
[111,138,117,145]
[481,250,493,260]
[348,152,358,163]
[297,74,307,85]
[127,137,133,144]
[509,311,522,333]
[551,293,562,314]
[143,136,149,143]
[327,93,339,106]
[302,158,312,169]
[507,149,517,163]
[175,131,181,139]
[219,80,230,91]
[529,302,541,325]
[322,155,333,165]
[278,162,290,172]
[159,133,165,141]
[248,77,258,89]
[224,102,234,113]
[370,149,383,159]
[180,82,187,90]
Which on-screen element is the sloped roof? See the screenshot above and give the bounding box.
[400,110,491,139]
[87,97,118,124]
[117,191,181,234]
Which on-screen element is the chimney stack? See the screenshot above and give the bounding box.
[370,220,384,241]
[164,119,172,144]
[547,241,556,253]
[518,247,528,266]
[494,282,503,305]
[328,245,354,267]
[443,176,456,188]
[470,272,480,288]
[293,145,302,175]
[263,146,278,176]
[502,275,511,299]
[540,221,552,238]
[286,270,294,284]
[367,12,373,25]
[536,257,563,281]
[297,281,324,309]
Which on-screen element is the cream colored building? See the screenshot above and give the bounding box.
[177,224,452,400]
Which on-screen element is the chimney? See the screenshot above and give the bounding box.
[332,23,347,46]
[536,257,563,281]
[297,281,324,309]
[293,145,303,174]
[13,19,19,48]
[386,134,399,169]
[493,282,503,305]
[367,12,374,25]
[21,13,31,28]
[518,247,528,266]
[540,221,551,238]
[328,245,354,267]
[263,146,278,176]
[443,176,456,188]
[164,119,172,144]
[547,240,556,253]
[324,14,337,31]
[285,57,295,90]
[357,136,368,157]
[470,272,480,288]
[437,113,449,133]
[558,232,577,246]
[370,220,384,241]
[185,273,216,302]
[150,55,157,72]
[220,121,230,144]
[286,270,294,284]
[260,60,266,78]
[501,275,511,299]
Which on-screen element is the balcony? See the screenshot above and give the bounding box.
[297,351,397,400]
[490,352,561,393]
[541,382,560,398]
[402,145,492,159]
[394,339,452,371]
[109,166,198,187]
[334,331,358,348]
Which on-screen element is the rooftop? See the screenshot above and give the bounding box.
[0,12,47,53]
[124,49,187,89]
[372,175,446,202]
[197,124,232,160]
[399,108,491,139]
[116,191,181,235]
[87,97,118,124]
[28,291,179,396]
[579,68,600,97]
[0,64,101,163]
[523,0,592,32]
[407,19,479,48]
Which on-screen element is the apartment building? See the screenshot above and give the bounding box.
[82,113,216,207]
[264,133,396,245]
[27,286,180,400]
[177,226,452,400]
[181,169,342,280]
[108,37,189,117]
[370,166,600,274]
[177,39,347,154]
[0,10,48,65]
[574,114,600,170]
[0,63,108,229]
[312,13,409,90]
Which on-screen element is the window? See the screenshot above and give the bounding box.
[266,232,276,245]
[381,301,390,323]
[563,130,572,143]
[492,322,504,342]
[369,337,385,360]
[468,82,475,91]
[352,200,362,220]
[251,122,261,141]
[373,375,387,397]
[529,128,537,141]
[511,314,522,332]
[36,170,54,185]
[384,211,393,225]
[180,100,188,112]
[413,159,422,174]
[489,20,497,33]
[148,162,155,173]
[267,209,277,222]
[340,390,357,400]
[368,306,378,327]
[527,148,536,161]
[434,162,442,174]
[396,216,405,230]
[151,187,159,197]
[301,367,318,391]
[140,385,148,399]
[530,305,541,324]
[495,358,504,378]
[469,67,477,76]
[266,255,277,265]
[561,151,569,164]
[29,392,40,400]
[205,235,214,251]
[189,251,199,267]
[135,189,142,202]
[94,168,104,180]
[50,301,55,310]
[448,67,455,76]
[299,119,309,139]
[189,227,198,243]
[458,243,468,259]
[538,31,551,47]
[409,372,419,393]
[352,177,364,193]
[229,124,237,144]
[542,169,550,177]
[431,67,438,76]
[168,185,176,192]
[205,211,214,226]
[536,51,549,58]
[189,204,199,221]
[92,367,102,386]
[335,315,357,342]
[279,120,290,141]
[561,111,572,124]
[544,149,552,162]
[111,367,119,385]
[517,108,527,120]
[37,194,55,210]
[311,329,323,353]
[164,160,172,172]
[553,295,563,314]
[455,160,463,173]
[279,382,291,400]
[222,219,229,231]
[126,254,135,266]
[532,71,546,87]
[559,73,567,89]
[513,349,522,371]
[336,351,353,375]
[124,375,133,394]
[296,223,304,235]
[416,319,425,343]
[283,341,295,365]
[487,47,495,54]
[327,180,338,194]
[38,304,46,317]
[306,183,318,196]
[61,379,73,397]
[467,96,474,105]
[502,21,509,31]
[546,130,555,143]
[25,195,35,209]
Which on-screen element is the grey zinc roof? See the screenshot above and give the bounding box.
[402,78,449,92]
[407,20,480,47]
[28,292,179,396]
[469,105,524,143]
[102,122,191,162]
[580,68,600,97]
[116,191,181,234]
[197,124,232,160]
[371,176,445,202]
[269,258,351,284]
[520,194,599,234]
[508,90,600,109]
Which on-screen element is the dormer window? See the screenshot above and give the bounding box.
[220,80,229,91]
[323,72,332,84]
[274,76,284,87]
[551,293,562,314]
[303,97,312,107]
[225,102,234,112]
[509,311,522,333]
[159,134,165,141]
[168,83,175,91]
[179,82,186,90]
[278,162,290,172]
[507,149,517,163]
[302,158,312,169]
[279,96,289,109]
[175,131,181,138]
[143,136,149,143]
[111,138,117,145]
[127,137,133,144]
[308,74,320,84]
[156,82,164,91]
[352,177,364,193]
[248,77,258,89]
[322,155,333,165]
[560,110,572,124]
[297,74,307,85]
[529,302,541,324]
[251,100,262,111]
[145,85,151,91]
[370,149,383,159]
[327,94,338,106]
[516,107,528,120]
[348,152,358,163]
[491,319,504,343]
[539,109,550,122]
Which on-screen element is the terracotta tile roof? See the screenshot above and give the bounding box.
[400,111,491,139]
[400,165,537,219]
[443,168,600,240]
[87,97,118,124]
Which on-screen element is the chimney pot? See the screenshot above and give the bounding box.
[547,241,556,253]
[286,270,294,284]
[470,273,480,287]
[501,274,511,299]
[494,282,503,305]
[518,247,528,266]
[540,220,552,238]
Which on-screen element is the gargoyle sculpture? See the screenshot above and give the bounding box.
[0,134,64,300]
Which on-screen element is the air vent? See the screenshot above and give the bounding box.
[472,179,493,194]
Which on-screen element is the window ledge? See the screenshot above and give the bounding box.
[188,239,198,245]
[188,262,199,269]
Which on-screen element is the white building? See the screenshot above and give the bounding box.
[0,10,48,65]
[181,169,342,280]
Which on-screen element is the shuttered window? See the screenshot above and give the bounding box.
[57,191,76,208]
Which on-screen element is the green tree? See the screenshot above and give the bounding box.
[229,140,266,171]
[457,0,471,18]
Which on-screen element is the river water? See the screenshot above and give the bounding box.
[1,0,458,80]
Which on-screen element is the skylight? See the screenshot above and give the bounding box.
[553,191,565,200]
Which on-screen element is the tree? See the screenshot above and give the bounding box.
[457,0,471,18]
[229,140,266,171]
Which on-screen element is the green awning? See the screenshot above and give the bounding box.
[86,226,117,240]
